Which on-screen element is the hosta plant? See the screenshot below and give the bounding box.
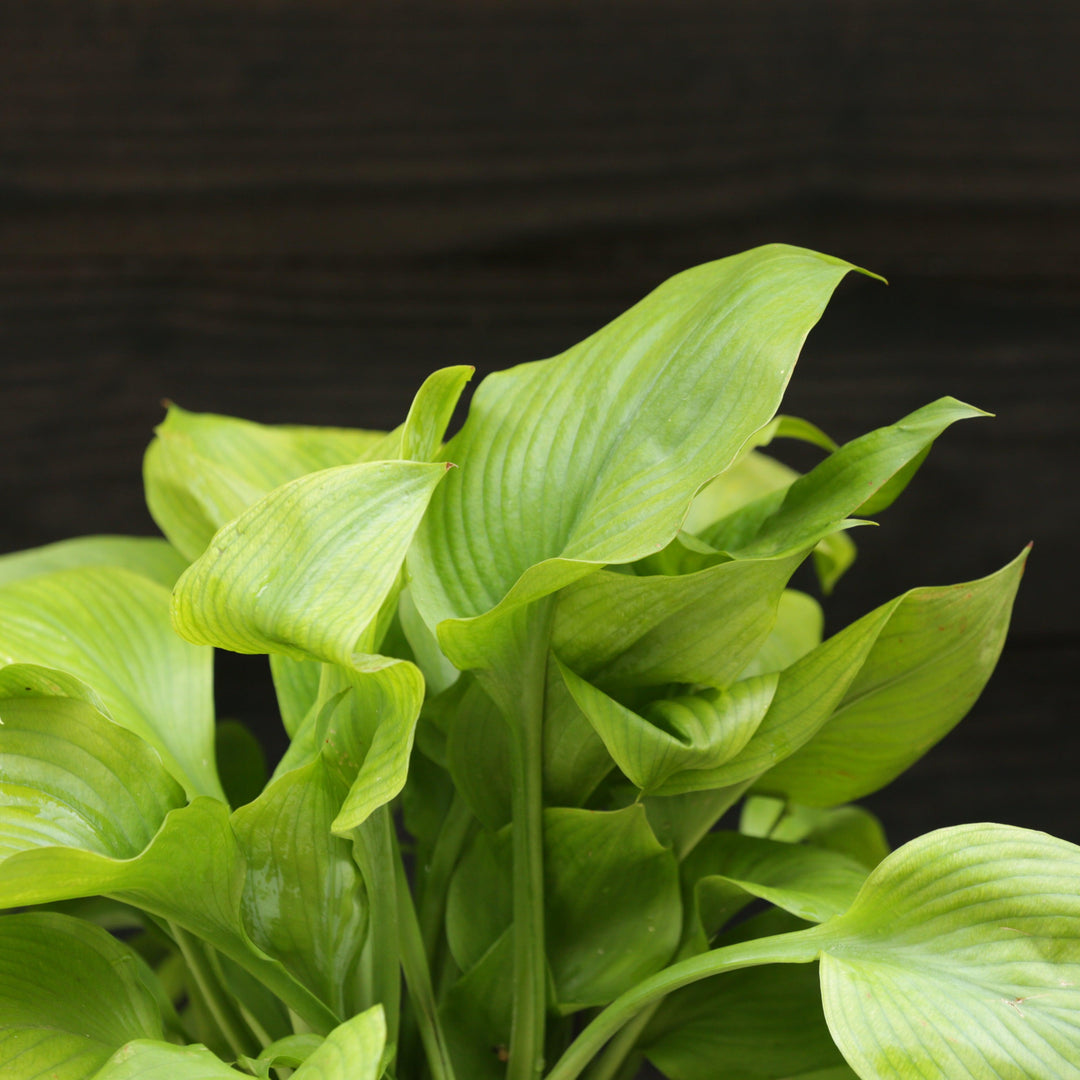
[1,243,1077,1080]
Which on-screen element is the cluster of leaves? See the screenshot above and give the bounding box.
[1,244,1078,1080]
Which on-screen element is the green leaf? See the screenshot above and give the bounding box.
[172,459,449,665]
[92,1040,244,1079]
[273,657,427,834]
[145,368,470,563]
[144,404,393,562]
[557,660,779,795]
[399,365,475,462]
[817,824,1080,1079]
[552,551,805,692]
[0,699,337,1032]
[0,566,220,799]
[641,963,856,1080]
[446,806,682,1010]
[700,398,986,559]
[241,1033,324,1078]
[737,589,823,678]
[411,245,864,659]
[231,756,367,1016]
[757,547,1028,805]
[0,535,187,589]
[0,911,163,1080]
[741,798,890,870]
[439,931,515,1080]
[682,832,870,946]
[0,693,186,859]
[290,1006,385,1080]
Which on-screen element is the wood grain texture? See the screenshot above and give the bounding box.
[0,0,1077,844]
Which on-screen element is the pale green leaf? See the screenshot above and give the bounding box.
[0,661,108,713]
[683,832,869,941]
[0,566,219,799]
[742,797,890,870]
[92,1040,243,1079]
[272,657,426,834]
[291,1006,385,1080]
[144,404,393,562]
[145,368,469,563]
[399,365,474,462]
[758,548,1028,804]
[0,535,187,589]
[737,589,823,679]
[818,824,1080,1079]
[172,459,449,665]
[411,245,865,662]
[0,694,185,860]
[269,653,323,738]
[0,911,163,1080]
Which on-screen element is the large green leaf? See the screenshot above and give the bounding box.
[642,963,856,1080]
[231,756,367,1015]
[171,458,444,828]
[144,405,391,563]
[446,806,682,1011]
[817,824,1080,1079]
[0,695,337,1034]
[0,566,220,799]
[92,1041,243,1079]
[757,547,1027,804]
[0,911,164,1080]
[410,245,865,660]
[172,459,448,665]
[145,367,471,562]
[0,535,187,589]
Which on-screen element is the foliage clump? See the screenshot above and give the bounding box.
[0,245,1077,1080]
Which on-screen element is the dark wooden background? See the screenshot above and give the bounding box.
[1,1,1077,846]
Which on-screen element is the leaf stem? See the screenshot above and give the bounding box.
[353,805,402,1053]
[416,792,476,973]
[503,601,555,1080]
[544,927,826,1080]
[170,921,257,1060]
[394,844,459,1080]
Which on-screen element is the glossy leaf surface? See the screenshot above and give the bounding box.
[0,566,219,798]
[0,912,163,1080]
